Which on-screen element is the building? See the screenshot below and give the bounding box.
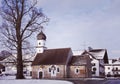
[105,59,120,77]
[32,48,72,79]
[68,55,92,78]
[81,49,109,77]
[1,55,17,75]
[32,31,92,79]
[0,51,13,75]
[0,52,33,76]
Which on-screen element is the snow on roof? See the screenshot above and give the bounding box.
[89,49,106,59]
[72,50,84,56]
[113,60,120,65]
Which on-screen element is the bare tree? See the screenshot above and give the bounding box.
[0,0,49,79]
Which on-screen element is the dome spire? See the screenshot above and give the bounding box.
[37,30,46,40]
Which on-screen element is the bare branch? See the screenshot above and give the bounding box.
[3,0,17,21]
[0,0,49,79]
[23,0,37,15]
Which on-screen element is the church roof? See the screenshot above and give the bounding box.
[32,48,72,65]
[37,31,46,40]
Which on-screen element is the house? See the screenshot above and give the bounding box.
[89,49,108,77]
[105,59,120,77]
[81,49,109,77]
[32,31,92,79]
[0,52,33,76]
[0,51,12,75]
[0,54,17,75]
[68,55,92,78]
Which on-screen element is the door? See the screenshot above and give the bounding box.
[39,72,43,79]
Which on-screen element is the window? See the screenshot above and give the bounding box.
[92,63,95,66]
[2,68,5,72]
[107,72,111,77]
[30,71,32,76]
[39,42,41,45]
[108,67,110,70]
[39,50,41,52]
[116,67,118,70]
[75,68,79,74]
[49,68,51,72]
[108,72,111,75]
[93,67,96,71]
[57,68,59,72]
[92,71,96,74]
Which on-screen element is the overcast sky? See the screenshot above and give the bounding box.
[0,0,120,59]
[35,0,120,59]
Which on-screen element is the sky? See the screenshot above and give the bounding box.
[35,0,120,59]
[0,0,120,59]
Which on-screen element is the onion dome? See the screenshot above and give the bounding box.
[37,31,46,40]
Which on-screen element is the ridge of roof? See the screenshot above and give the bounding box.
[89,49,106,52]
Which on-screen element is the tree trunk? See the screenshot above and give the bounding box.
[16,42,24,79]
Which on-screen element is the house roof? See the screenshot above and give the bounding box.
[88,49,107,59]
[113,60,120,65]
[82,49,108,63]
[68,55,89,66]
[32,48,72,65]
[0,57,5,61]
[81,50,96,59]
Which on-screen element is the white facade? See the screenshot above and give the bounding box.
[91,58,105,77]
[105,59,120,77]
[36,40,46,53]
[105,65,113,76]
[91,59,99,76]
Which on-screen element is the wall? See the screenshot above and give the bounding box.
[32,65,65,79]
[68,66,86,78]
[105,65,113,77]
[91,59,100,77]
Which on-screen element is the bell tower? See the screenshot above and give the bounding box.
[36,31,47,53]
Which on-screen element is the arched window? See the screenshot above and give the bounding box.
[116,67,118,70]
[75,68,79,74]
[39,42,41,45]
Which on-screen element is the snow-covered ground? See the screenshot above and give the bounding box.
[0,76,73,84]
[0,75,16,80]
[0,80,73,84]
[0,75,32,80]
